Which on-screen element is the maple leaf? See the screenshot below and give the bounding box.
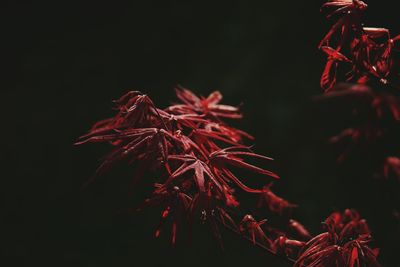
[164,154,222,193]
[157,109,208,130]
[321,0,367,19]
[190,128,246,151]
[295,210,380,267]
[80,92,167,141]
[203,122,254,143]
[76,128,175,175]
[167,86,243,120]
[77,87,283,248]
[209,147,279,193]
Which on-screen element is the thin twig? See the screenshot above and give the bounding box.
[218,220,296,265]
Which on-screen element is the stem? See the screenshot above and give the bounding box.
[218,220,296,265]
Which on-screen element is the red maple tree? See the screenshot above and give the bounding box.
[77,1,397,266]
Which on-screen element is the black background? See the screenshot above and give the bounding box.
[3,1,399,266]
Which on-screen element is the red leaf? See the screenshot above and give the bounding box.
[321,59,338,91]
[258,184,297,215]
[209,147,279,179]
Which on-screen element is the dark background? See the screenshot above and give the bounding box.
[3,1,399,266]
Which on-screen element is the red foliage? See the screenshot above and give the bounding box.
[318,0,400,184]
[295,210,379,267]
[76,1,391,266]
[77,87,282,245]
[77,87,382,266]
[317,2,399,262]
[319,0,400,91]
